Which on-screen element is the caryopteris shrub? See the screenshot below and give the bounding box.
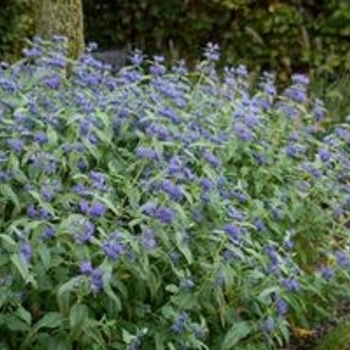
[0,37,350,349]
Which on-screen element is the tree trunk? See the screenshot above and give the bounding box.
[33,0,84,60]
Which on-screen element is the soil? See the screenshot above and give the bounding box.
[279,301,350,350]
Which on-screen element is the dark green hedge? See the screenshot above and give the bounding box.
[0,0,33,62]
[82,0,350,81]
[2,0,350,82]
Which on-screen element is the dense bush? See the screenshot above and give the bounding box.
[82,0,350,81]
[1,37,350,349]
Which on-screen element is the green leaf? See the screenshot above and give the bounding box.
[35,334,71,350]
[221,321,252,350]
[21,312,66,349]
[0,233,17,248]
[15,306,32,326]
[0,184,20,210]
[38,244,51,271]
[81,139,100,160]
[178,243,193,265]
[35,312,65,330]
[165,284,179,294]
[102,267,122,312]
[46,125,58,145]
[4,313,30,332]
[10,253,37,288]
[258,286,281,302]
[154,332,165,350]
[176,293,197,309]
[122,329,134,344]
[69,303,88,339]
[57,276,83,314]
[167,342,177,350]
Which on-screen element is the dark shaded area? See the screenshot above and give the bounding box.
[90,49,127,73]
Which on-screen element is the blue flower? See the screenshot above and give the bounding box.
[41,226,55,240]
[43,74,61,89]
[40,181,61,201]
[79,200,107,218]
[20,242,32,265]
[260,317,275,334]
[89,171,106,191]
[170,312,189,334]
[0,171,11,183]
[277,102,299,119]
[38,207,53,220]
[136,146,160,160]
[142,201,158,217]
[172,59,188,75]
[7,139,25,153]
[180,278,195,290]
[27,204,38,219]
[158,106,181,124]
[44,53,66,69]
[22,47,42,58]
[102,239,124,261]
[89,202,107,218]
[90,267,104,292]
[80,260,93,275]
[264,245,280,273]
[275,296,288,316]
[281,277,300,292]
[254,219,265,232]
[318,148,331,162]
[129,49,144,66]
[236,64,248,78]
[150,63,166,76]
[224,224,242,242]
[335,250,349,267]
[222,249,234,262]
[301,162,323,178]
[34,131,48,145]
[284,86,307,104]
[291,73,310,86]
[86,42,98,52]
[146,123,171,141]
[0,151,7,163]
[156,207,175,224]
[29,153,58,174]
[234,124,254,142]
[161,179,183,201]
[286,143,306,157]
[141,228,157,250]
[335,126,350,141]
[72,184,88,196]
[204,151,221,168]
[313,98,326,121]
[74,219,95,244]
[199,177,213,191]
[319,266,334,280]
[203,43,220,62]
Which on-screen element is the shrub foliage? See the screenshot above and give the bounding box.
[0,37,350,349]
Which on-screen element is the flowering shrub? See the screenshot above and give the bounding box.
[0,37,350,349]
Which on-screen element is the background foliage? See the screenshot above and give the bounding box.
[2,0,350,84]
[0,0,34,63]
